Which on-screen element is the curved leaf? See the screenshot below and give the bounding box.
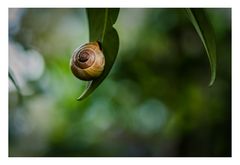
[185,8,217,86]
[77,8,120,100]
[9,68,21,93]
[9,68,22,102]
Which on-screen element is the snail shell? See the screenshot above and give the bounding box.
[70,42,105,81]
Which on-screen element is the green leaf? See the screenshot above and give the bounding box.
[185,8,217,86]
[77,8,120,100]
[9,68,22,102]
[9,68,21,92]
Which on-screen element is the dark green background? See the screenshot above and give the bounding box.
[9,8,231,156]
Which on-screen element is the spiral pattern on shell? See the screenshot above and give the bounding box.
[70,42,105,81]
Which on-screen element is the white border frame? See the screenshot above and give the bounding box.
[1,1,239,165]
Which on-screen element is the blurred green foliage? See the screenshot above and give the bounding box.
[9,8,231,156]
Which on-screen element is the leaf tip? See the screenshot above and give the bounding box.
[208,81,214,87]
[208,70,216,86]
[76,96,84,101]
[76,92,87,101]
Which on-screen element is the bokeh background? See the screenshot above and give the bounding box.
[9,8,231,157]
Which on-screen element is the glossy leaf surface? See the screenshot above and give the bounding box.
[186,8,217,86]
[78,8,120,100]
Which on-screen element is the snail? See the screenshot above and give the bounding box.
[70,41,105,81]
